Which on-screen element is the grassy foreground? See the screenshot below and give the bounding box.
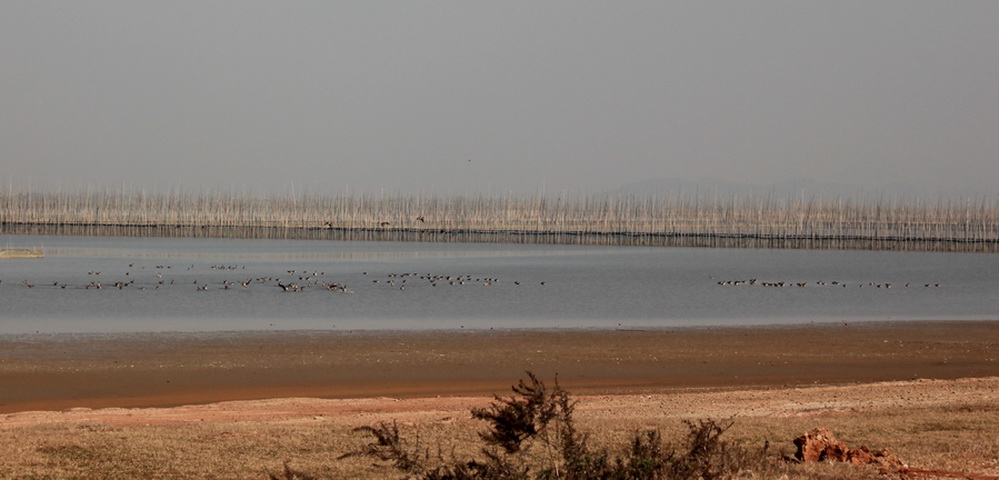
[2,378,997,479]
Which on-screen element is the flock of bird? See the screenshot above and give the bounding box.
[3,263,535,294]
[4,265,946,293]
[715,278,942,288]
[4,263,352,293]
[368,271,519,290]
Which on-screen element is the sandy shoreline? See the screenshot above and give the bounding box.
[4,375,996,427]
[3,377,998,477]
[3,320,997,413]
[3,320,999,478]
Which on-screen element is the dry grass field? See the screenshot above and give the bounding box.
[2,378,998,479]
[2,322,998,479]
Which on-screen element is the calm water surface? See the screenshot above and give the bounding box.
[1,235,997,334]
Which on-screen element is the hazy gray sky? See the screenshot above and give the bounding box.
[2,1,997,196]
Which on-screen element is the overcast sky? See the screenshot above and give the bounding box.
[2,1,997,197]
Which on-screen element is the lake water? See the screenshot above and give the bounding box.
[1,234,997,334]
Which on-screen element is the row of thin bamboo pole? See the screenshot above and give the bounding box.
[2,190,997,252]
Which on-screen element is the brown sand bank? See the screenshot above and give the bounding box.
[2,321,997,414]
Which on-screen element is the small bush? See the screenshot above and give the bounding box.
[347,371,784,479]
[472,371,559,455]
[338,421,436,475]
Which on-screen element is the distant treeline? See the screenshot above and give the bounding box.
[2,190,998,252]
